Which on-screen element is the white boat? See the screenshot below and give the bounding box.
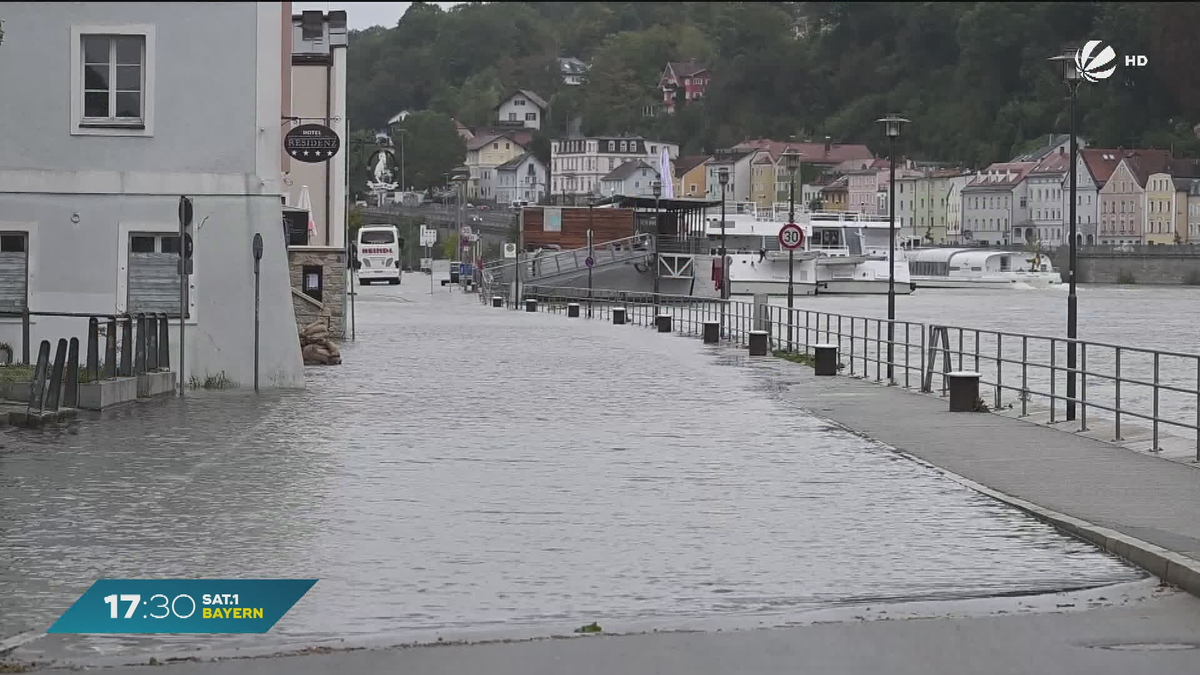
[705,205,913,296]
[906,248,1062,289]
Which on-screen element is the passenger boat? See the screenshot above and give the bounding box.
[705,206,913,296]
[906,248,1062,289]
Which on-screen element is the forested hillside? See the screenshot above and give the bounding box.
[347,1,1200,170]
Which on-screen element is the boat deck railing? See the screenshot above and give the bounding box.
[479,285,1200,460]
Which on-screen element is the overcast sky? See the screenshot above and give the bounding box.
[292,2,463,31]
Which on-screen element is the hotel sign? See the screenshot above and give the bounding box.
[285,124,341,163]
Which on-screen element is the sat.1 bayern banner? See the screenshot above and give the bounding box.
[47,579,317,634]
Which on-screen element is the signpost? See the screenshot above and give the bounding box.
[420,225,437,294]
[177,196,193,397]
[778,222,805,351]
[586,228,594,319]
[251,233,263,393]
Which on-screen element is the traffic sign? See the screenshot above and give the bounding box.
[503,243,517,259]
[585,256,595,268]
[779,222,805,250]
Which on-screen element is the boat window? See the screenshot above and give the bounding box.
[971,267,982,271]
[949,266,961,271]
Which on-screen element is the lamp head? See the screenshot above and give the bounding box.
[876,114,910,139]
[652,180,662,198]
[1049,47,1080,83]
[782,150,803,174]
[718,167,729,186]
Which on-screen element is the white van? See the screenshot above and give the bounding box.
[356,225,402,285]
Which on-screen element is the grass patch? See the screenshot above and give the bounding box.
[574,622,602,634]
[773,349,816,366]
[0,364,34,383]
[1116,270,1137,284]
[188,372,237,390]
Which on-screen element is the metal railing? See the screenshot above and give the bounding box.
[1,311,172,411]
[482,233,652,287]
[491,285,1200,460]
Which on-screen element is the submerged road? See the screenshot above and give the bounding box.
[3,283,1199,672]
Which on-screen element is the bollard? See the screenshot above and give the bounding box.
[105,317,118,379]
[46,338,68,412]
[147,314,158,372]
[86,317,100,382]
[748,330,769,356]
[65,337,80,408]
[27,340,51,414]
[568,303,580,318]
[158,313,170,371]
[120,317,134,377]
[813,343,839,376]
[656,313,672,333]
[525,298,538,312]
[135,313,147,375]
[492,295,503,308]
[948,371,982,412]
[613,307,627,325]
[703,320,720,344]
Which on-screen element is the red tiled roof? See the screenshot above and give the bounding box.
[963,162,1038,190]
[1080,148,1169,185]
[674,155,709,177]
[731,138,874,165]
[667,60,709,77]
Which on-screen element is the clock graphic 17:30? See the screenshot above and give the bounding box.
[48,579,317,634]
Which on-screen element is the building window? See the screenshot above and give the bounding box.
[493,143,499,150]
[72,27,155,136]
[608,141,615,151]
[505,142,510,150]
[508,113,517,121]
[514,99,525,106]
[525,113,536,121]
[128,233,183,315]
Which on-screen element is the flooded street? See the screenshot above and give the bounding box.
[0,284,1141,660]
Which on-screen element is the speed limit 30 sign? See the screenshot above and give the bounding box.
[779,222,805,250]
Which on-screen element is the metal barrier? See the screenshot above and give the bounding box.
[512,285,1200,460]
[921,324,1200,458]
[1,310,173,414]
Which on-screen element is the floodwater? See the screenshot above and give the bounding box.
[0,285,1141,660]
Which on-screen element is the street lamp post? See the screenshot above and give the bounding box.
[877,114,910,384]
[652,180,662,308]
[397,128,407,194]
[719,168,730,336]
[782,150,803,352]
[1050,48,1082,422]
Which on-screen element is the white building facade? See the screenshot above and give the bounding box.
[494,153,547,204]
[551,137,678,196]
[599,161,660,198]
[495,90,547,131]
[0,2,304,387]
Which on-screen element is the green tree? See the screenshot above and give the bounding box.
[391,111,466,191]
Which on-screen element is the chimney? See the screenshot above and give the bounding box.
[824,136,832,154]
[1059,146,1064,156]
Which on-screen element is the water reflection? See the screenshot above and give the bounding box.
[0,287,1139,658]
